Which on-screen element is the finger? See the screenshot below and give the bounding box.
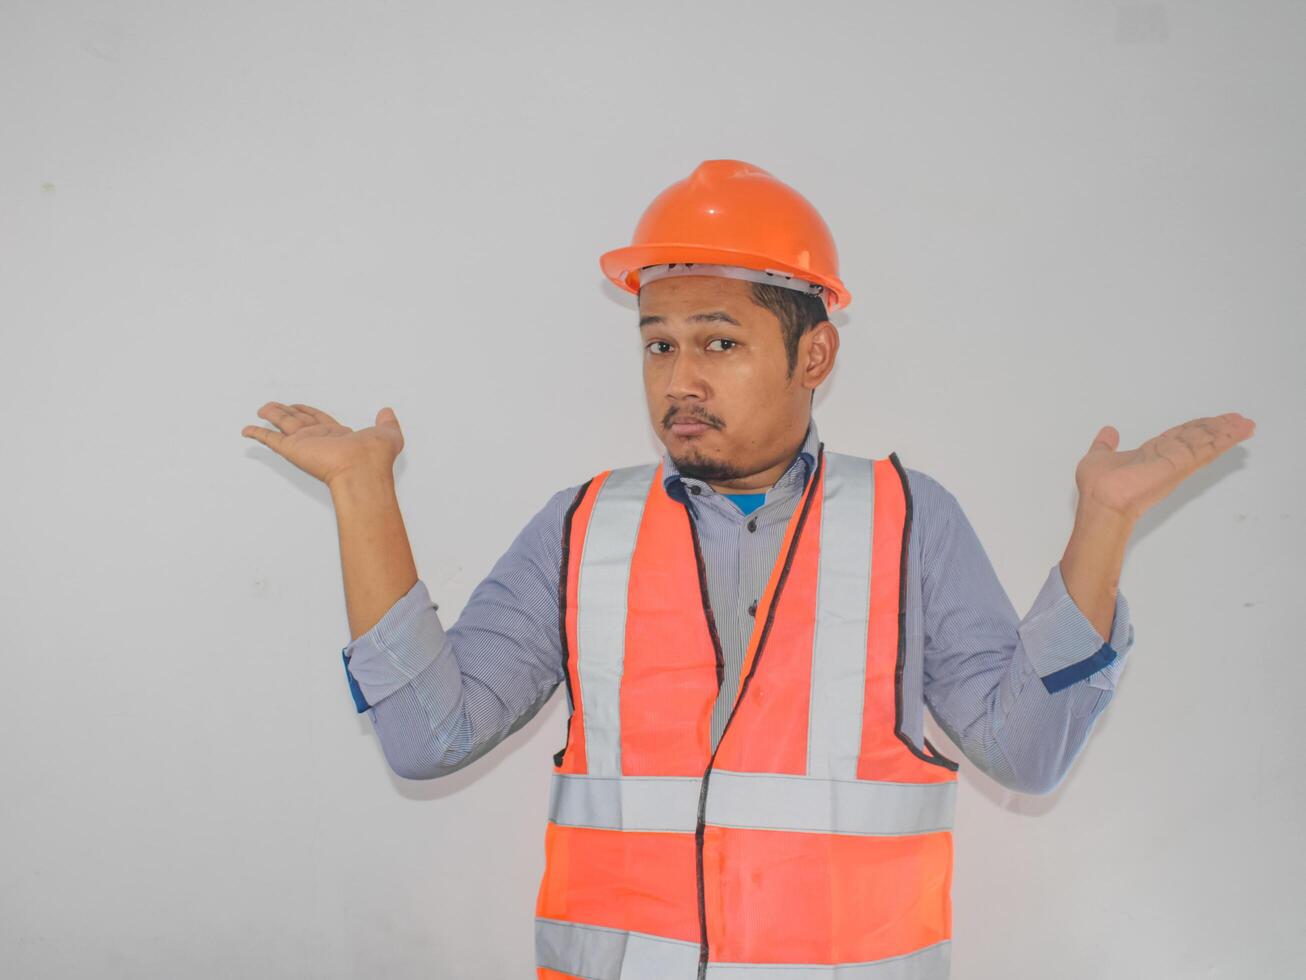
[1172,422,1219,462]
[1089,425,1119,452]
[1152,416,1209,443]
[1144,415,1231,457]
[242,424,286,452]
[257,401,312,434]
[1149,438,1186,473]
[1170,416,1250,468]
[291,403,340,426]
[1222,413,1257,438]
[1209,415,1255,449]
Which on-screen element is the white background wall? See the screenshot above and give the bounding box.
[3,2,1302,977]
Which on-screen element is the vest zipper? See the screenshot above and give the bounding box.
[683,446,824,979]
[686,509,726,694]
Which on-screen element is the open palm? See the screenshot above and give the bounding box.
[241,402,404,486]
[1075,412,1256,522]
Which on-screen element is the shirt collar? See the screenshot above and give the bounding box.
[661,418,822,506]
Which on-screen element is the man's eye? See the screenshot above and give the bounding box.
[645,341,672,354]
[707,339,737,352]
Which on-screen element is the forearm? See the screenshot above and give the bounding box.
[1058,501,1135,644]
[330,467,419,642]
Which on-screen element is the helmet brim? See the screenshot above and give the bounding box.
[600,243,850,312]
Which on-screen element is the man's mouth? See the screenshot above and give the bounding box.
[668,417,716,436]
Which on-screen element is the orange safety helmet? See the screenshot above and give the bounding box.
[600,159,852,311]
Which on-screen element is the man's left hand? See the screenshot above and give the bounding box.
[1074,413,1257,523]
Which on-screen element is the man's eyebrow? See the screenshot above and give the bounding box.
[638,310,742,328]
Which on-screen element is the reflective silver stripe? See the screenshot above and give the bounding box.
[576,464,657,778]
[536,918,950,980]
[705,770,955,836]
[706,940,951,979]
[807,451,876,779]
[536,917,701,980]
[548,771,955,836]
[549,773,702,833]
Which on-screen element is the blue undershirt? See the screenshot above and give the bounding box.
[722,492,766,515]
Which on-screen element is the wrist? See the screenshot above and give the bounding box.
[1073,498,1136,538]
[329,466,396,504]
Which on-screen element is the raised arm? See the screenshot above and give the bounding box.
[916,413,1255,793]
[916,472,1135,795]
[341,484,581,779]
[241,399,580,781]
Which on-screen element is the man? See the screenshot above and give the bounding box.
[242,160,1255,979]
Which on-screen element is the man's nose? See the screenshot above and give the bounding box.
[664,350,709,400]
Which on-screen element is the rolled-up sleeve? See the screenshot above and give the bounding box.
[1018,561,1135,694]
[919,475,1137,795]
[340,579,453,710]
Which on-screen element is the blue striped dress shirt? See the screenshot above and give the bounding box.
[341,419,1134,793]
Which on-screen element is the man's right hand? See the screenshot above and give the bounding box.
[241,402,404,488]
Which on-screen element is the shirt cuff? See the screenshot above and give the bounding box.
[1017,562,1136,695]
[341,579,449,711]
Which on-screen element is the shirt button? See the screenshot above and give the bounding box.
[746,517,757,533]
[689,485,701,495]
[747,599,758,617]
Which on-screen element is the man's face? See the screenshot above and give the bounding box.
[637,275,831,484]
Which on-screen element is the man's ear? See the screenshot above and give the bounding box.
[802,321,839,390]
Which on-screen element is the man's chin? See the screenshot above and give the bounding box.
[668,448,743,483]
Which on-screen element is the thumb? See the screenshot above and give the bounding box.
[376,406,401,430]
[1088,424,1119,454]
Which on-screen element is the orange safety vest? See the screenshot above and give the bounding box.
[535,444,960,980]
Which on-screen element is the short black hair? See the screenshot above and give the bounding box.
[747,282,830,378]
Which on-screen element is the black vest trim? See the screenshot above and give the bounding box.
[553,477,595,769]
[889,452,959,772]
